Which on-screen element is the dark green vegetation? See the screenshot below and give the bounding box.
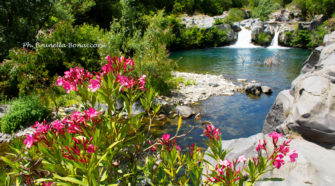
[0,96,50,133]
[254,32,273,46]
[282,21,333,48]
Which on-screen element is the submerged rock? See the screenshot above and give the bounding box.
[245,83,262,96]
[261,86,273,94]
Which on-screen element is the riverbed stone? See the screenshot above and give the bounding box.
[261,86,273,94]
[245,83,262,95]
[176,106,194,119]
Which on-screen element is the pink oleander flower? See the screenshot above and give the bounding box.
[88,79,101,92]
[162,134,170,143]
[203,124,221,141]
[138,75,146,91]
[273,154,285,169]
[279,145,290,155]
[84,108,100,119]
[256,140,266,151]
[268,132,283,144]
[237,155,247,163]
[289,150,298,162]
[51,120,64,133]
[219,159,231,168]
[57,67,93,93]
[43,182,52,186]
[24,134,34,149]
[87,144,97,153]
[176,145,181,151]
[149,140,156,152]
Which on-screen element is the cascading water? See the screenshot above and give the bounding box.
[228,26,260,48]
[268,25,288,49]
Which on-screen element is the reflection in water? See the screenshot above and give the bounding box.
[155,48,310,149]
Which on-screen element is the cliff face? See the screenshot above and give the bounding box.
[263,31,335,146]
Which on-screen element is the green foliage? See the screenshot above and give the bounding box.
[250,0,281,20]
[2,21,103,96]
[168,21,234,51]
[214,18,226,25]
[0,0,95,61]
[292,0,335,19]
[0,96,50,133]
[225,8,245,23]
[257,32,273,46]
[285,23,328,48]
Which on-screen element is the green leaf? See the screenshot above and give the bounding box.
[95,140,122,168]
[0,156,18,169]
[53,174,85,185]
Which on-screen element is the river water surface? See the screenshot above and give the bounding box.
[155,47,311,149]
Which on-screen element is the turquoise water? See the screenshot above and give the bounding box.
[156,47,311,149]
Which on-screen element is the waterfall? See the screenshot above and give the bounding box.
[268,25,287,49]
[228,26,259,48]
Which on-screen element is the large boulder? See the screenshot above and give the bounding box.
[263,31,335,145]
[203,133,335,186]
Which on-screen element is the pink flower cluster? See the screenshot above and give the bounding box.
[117,74,146,91]
[63,137,98,163]
[256,132,298,169]
[62,108,102,134]
[24,108,101,147]
[102,55,134,74]
[203,124,221,141]
[149,134,181,152]
[209,155,246,183]
[57,55,146,93]
[57,67,93,93]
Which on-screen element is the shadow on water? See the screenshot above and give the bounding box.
[152,47,311,149]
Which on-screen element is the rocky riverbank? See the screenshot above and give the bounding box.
[171,72,241,105]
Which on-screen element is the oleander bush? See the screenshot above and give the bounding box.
[0,96,50,133]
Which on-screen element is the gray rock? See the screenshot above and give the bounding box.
[301,46,323,74]
[263,90,293,133]
[94,103,109,114]
[323,31,335,46]
[64,107,76,114]
[245,83,262,96]
[176,106,194,119]
[209,83,219,87]
[261,86,273,94]
[0,105,9,118]
[131,101,145,116]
